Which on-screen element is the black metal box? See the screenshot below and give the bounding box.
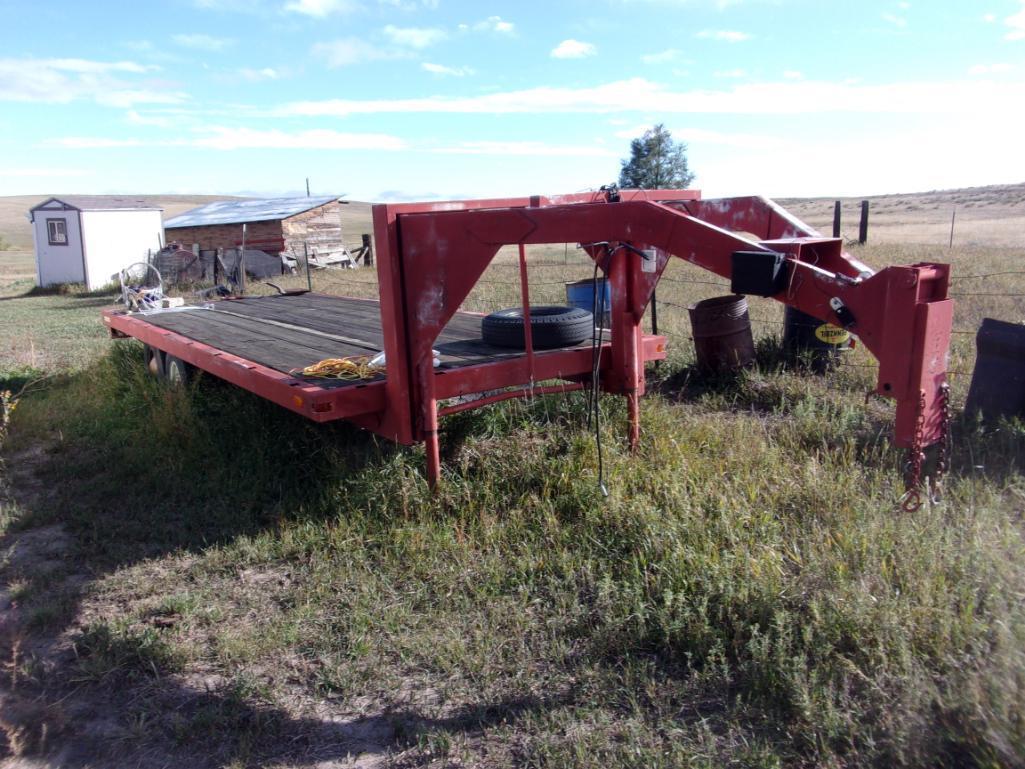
[730,251,788,297]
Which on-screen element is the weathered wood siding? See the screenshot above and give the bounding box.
[281,202,344,256]
[165,220,283,252]
[163,201,344,256]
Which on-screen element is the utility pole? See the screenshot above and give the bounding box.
[306,177,310,197]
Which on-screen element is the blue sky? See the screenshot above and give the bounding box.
[1,0,1024,200]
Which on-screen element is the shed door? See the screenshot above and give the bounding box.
[35,211,85,286]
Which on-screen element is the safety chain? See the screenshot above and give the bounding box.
[900,383,953,512]
[930,382,953,505]
[901,389,928,513]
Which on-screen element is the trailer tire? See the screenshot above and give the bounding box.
[143,345,163,377]
[165,355,193,386]
[481,305,593,350]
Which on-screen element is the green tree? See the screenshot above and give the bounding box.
[618,124,695,189]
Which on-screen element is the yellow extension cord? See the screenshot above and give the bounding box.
[292,356,379,381]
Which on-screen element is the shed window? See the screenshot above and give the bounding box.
[46,218,68,246]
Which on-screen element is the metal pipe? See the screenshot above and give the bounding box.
[419,354,441,489]
[438,382,585,417]
[517,243,535,382]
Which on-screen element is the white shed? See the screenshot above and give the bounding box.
[29,196,164,291]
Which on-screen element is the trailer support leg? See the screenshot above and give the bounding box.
[607,243,644,452]
[425,420,441,489]
[627,390,640,451]
[419,357,442,489]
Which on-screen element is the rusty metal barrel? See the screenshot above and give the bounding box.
[688,295,756,373]
[783,307,852,372]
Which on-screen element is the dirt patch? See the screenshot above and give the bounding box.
[0,449,483,768]
[1,446,52,514]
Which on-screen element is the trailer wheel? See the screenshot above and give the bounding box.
[482,305,593,349]
[143,345,163,377]
[165,355,193,386]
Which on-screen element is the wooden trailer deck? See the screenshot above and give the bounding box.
[136,293,561,386]
[103,291,657,433]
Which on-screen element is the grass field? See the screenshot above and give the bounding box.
[1,187,1024,768]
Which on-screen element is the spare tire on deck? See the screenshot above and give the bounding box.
[481,305,593,350]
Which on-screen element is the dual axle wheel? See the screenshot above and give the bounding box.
[143,345,193,386]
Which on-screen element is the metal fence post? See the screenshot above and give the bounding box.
[304,241,313,291]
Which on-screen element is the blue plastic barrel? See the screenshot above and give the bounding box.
[565,278,610,326]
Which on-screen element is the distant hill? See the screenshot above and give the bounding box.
[779,182,1025,247]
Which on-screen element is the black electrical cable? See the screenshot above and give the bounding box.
[580,242,610,425]
[584,243,613,498]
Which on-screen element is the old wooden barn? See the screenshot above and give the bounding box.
[162,196,347,266]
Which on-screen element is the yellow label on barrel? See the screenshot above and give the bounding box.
[815,324,850,345]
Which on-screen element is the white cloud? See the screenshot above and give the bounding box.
[98,90,188,109]
[378,0,439,9]
[612,123,788,151]
[641,48,683,64]
[714,68,747,78]
[551,39,596,59]
[46,137,155,148]
[471,16,514,34]
[193,127,407,150]
[46,128,408,151]
[127,109,173,126]
[969,63,1012,74]
[238,67,280,80]
[3,167,91,177]
[43,58,154,74]
[284,0,360,16]
[195,0,264,10]
[277,76,1025,117]
[312,38,409,67]
[382,25,446,48]
[0,57,183,107]
[983,12,996,22]
[881,12,907,28]
[421,62,474,76]
[695,29,751,42]
[172,33,233,50]
[783,70,803,79]
[435,140,616,157]
[1007,0,1025,40]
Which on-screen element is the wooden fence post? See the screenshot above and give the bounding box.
[362,233,373,267]
[832,200,842,238]
[858,200,869,245]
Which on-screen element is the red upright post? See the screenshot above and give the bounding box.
[624,250,643,451]
[517,243,535,383]
[606,244,643,451]
[420,354,441,488]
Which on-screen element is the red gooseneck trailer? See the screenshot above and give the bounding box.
[103,189,953,506]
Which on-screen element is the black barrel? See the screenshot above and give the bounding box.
[783,307,851,372]
[965,318,1025,421]
[688,295,756,373]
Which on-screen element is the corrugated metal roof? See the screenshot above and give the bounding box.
[31,196,162,212]
[163,196,339,228]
